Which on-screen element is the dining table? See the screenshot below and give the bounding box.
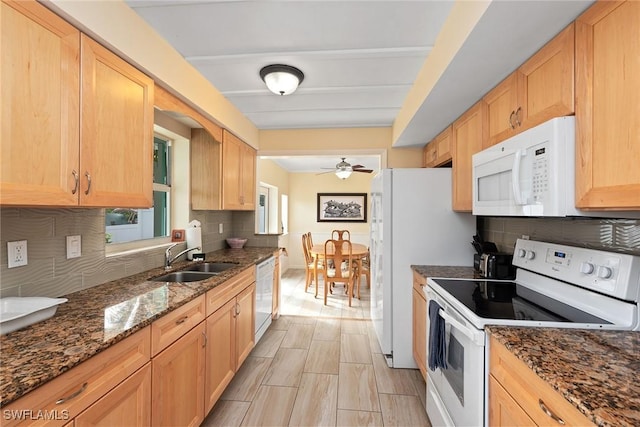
[309,242,369,299]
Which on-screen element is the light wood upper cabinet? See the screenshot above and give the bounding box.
[1,0,80,206]
[191,128,222,210]
[484,23,574,147]
[0,0,154,207]
[575,0,640,210]
[423,126,453,168]
[222,129,256,210]
[80,35,154,207]
[452,101,487,211]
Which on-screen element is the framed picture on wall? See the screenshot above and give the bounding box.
[317,193,367,222]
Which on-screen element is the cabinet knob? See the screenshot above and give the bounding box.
[71,170,80,195]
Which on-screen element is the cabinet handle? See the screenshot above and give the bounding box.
[56,382,88,404]
[84,172,92,195]
[235,302,241,316]
[514,106,522,127]
[509,111,516,129]
[71,170,80,195]
[175,315,189,325]
[538,399,565,425]
[202,331,207,348]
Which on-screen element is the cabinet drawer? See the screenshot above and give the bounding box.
[2,327,150,426]
[490,336,594,426]
[151,295,206,356]
[206,266,255,316]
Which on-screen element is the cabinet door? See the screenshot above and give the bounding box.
[222,130,243,210]
[235,283,256,368]
[75,364,151,427]
[240,143,257,210]
[575,0,640,209]
[489,376,535,427]
[272,253,280,318]
[204,299,236,414]
[191,128,222,210]
[452,101,487,211]
[80,35,154,208]
[1,0,80,206]
[434,125,453,166]
[520,23,574,130]
[412,287,427,380]
[152,322,205,427]
[423,142,437,168]
[483,72,521,147]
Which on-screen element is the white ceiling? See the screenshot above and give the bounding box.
[127,0,593,172]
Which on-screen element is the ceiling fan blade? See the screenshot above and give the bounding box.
[351,165,365,169]
[316,170,336,175]
[353,169,374,173]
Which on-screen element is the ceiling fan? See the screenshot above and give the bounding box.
[318,158,374,180]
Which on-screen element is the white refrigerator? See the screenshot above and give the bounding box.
[369,168,476,368]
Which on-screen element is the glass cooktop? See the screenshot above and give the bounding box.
[431,279,611,324]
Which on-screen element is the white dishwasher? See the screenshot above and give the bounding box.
[255,256,275,343]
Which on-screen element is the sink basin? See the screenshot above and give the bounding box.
[0,297,68,335]
[184,262,238,273]
[151,271,218,282]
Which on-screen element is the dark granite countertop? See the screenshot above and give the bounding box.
[489,327,640,426]
[411,264,478,280]
[0,247,278,407]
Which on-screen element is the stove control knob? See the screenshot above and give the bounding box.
[597,266,613,279]
[580,262,595,275]
[517,249,527,258]
[525,250,536,260]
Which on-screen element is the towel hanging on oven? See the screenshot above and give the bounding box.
[428,300,447,371]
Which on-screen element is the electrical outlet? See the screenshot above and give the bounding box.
[66,235,82,259]
[219,223,224,234]
[7,240,28,268]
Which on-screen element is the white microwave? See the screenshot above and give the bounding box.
[472,117,638,218]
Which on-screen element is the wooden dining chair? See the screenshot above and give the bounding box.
[323,239,357,306]
[331,229,351,241]
[360,248,371,288]
[302,233,324,297]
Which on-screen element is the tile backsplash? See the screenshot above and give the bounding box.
[0,208,277,298]
[480,216,640,255]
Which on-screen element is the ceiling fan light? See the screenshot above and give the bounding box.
[335,168,352,180]
[260,64,304,96]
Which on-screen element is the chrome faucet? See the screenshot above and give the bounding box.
[165,243,201,271]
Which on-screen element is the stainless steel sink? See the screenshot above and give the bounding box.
[151,271,218,282]
[183,262,238,273]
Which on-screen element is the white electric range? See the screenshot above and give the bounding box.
[424,238,640,427]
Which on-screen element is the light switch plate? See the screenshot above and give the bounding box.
[7,240,28,268]
[219,223,224,234]
[66,235,81,259]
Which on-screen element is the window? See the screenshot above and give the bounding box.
[105,135,172,246]
[281,194,288,234]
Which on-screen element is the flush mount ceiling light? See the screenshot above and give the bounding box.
[259,64,304,96]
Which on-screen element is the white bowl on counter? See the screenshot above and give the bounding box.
[0,297,68,335]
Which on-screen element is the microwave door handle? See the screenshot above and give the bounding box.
[512,149,526,205]
[439,309,485,346]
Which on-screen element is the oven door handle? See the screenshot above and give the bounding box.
[439,309,485,347]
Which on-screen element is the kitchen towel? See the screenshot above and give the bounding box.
[186,220,202,260]
[428,300,448,371]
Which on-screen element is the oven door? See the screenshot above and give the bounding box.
[425,288,486,427]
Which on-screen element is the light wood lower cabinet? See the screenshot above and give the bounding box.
[2,327,151,427]
[272,251,281,319]
[75,363,151,427]
[489,335,594,427]
[235,283,256,368]
[204,299,237,414]
[411,271,427,380]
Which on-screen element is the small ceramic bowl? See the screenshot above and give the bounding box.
[226,238,248,249]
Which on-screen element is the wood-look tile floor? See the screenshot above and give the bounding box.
[202,269,430,427]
